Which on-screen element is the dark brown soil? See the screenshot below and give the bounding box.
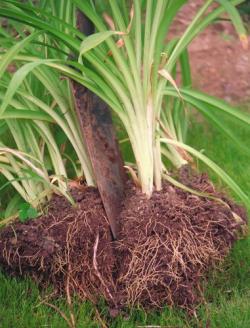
[0,186,116,305]
[116,169,247,311]
[0,169,247,313]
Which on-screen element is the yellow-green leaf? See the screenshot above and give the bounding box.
[78,30,124,60]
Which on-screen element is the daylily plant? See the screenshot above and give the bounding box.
[0,0,249,209]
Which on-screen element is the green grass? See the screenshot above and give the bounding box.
[0,108,250,328]
[188,106,250,202]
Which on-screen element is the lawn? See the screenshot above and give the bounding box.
[0,108,249,328]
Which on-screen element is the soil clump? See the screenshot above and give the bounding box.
[0,170,247,312]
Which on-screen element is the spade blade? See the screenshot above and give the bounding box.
[72,12,126,239]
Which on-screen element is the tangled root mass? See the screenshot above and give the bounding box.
[0,170,247,312]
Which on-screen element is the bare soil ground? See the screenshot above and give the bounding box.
[172,0,250,104]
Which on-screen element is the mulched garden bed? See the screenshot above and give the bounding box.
[0,168,247,314]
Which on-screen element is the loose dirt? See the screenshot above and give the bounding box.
[0,169,247,313]
[171,0,250,104]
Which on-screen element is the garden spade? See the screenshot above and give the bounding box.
[72,12,126,240]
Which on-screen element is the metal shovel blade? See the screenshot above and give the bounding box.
[72,11,126,239]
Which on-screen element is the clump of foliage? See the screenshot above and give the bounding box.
[0,0,249,212]
[0,22,96,221]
